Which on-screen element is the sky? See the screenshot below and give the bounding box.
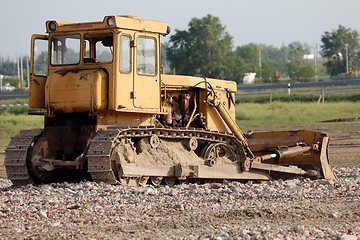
[1,0,360,58]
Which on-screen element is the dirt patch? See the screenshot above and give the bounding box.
[327,129,360,168]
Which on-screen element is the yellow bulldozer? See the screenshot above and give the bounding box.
[5,16,336,186]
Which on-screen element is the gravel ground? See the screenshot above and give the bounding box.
[0,168,359,240]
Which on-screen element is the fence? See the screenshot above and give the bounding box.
[236,86,360,103]
[0,90,29,100]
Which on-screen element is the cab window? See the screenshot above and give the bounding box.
[51,34,80,65]
[84,34,113,63]
[137,37,156,76]
[33,38,48,76]
[120,35,131,73]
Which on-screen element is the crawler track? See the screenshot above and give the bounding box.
[5,127,246,186]
[86,127,246,185]
[4,129,43,185]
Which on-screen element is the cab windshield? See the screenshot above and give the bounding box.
[50,33,114,66]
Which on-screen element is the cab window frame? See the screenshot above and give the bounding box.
[33,38,49,77]
[84,32,114,63]
[119,34,132,74]
[136,36,157,77]
[50,33,81,66]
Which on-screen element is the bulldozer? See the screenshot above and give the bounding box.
[5,16,336,186]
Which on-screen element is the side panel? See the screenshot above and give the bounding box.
[29,35,48,109]
[93,70,109,110]
[47,69,108,113]
[97,111,155,128]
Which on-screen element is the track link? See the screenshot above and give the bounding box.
[4,129,43,185]
[87,129,121,184]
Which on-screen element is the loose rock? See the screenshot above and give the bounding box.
[0,167,359,239]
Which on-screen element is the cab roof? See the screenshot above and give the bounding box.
[46,15,170,36]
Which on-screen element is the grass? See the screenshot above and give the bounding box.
[236,102,360,132]
[0,114,43,138]
[0,113,43,152]
[0,98,29,105]
[1,101,360,152]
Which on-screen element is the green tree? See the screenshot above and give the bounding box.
[160,42,169,67]
[236,43,292,82]
[235,43,260,73]
[0,56,31,89]
[166,15,243,82]
[0,58,17,76]
[320,25,360,76]
[287,42,315,81]
[262,44,289,80]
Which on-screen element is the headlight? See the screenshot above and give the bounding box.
[166,26,171,35]
[107,17,115,27]
[48,21,56,31]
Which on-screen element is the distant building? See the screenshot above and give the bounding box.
[303,54,315,60]
[243,72,256,84]
[2,83,15,91]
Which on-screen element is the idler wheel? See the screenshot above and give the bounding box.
[139,176,149,186]
[202,143,236,163]
[183,137,198,151]
[164,177,176,186]
[150,176,163,186]
[149,135,160,148]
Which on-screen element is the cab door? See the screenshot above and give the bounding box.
[133,33,160,111]
[29,34,48,109]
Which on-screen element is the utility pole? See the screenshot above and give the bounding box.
[20,55,24,89]
[258,47,262,80]
[17,56,21,89]
[314,44,318,82]
[345,44,349,75]
[0,74,3,91]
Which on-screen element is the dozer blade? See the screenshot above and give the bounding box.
[246,130,336,180]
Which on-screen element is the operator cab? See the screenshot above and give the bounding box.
[29,16,170,116]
